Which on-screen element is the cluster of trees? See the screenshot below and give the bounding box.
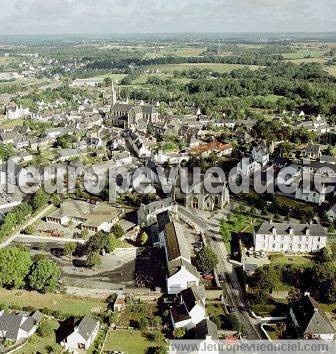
[0,189,49,241]
[0,246,61,293]
[54,133,76,149]
[251,258,336,304]
[82,229,124,268]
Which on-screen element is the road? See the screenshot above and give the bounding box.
[0,204,54,248]
[207,229,262,339]
[178,205,263,339]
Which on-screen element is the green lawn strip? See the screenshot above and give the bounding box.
[0,289,107,317]
[270,255,314,266]
[147,63,260,74]
[103,330,165,354]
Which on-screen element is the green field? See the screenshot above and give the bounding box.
[148,63,261,73]
[0,118,24,128]
[325,66,336,76]
[145,47,205,59]
[103,330,165,354]
[287,57,327,64]
[88,73,126,83]
[0,289,107,316]
[283,49,327,60]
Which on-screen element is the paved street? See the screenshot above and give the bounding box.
[178,204,263,339]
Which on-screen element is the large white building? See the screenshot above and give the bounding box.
[157,215,200,295]
[253,221,327,253]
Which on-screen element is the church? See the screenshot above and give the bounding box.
[109,81,159,129]
[175,174,230,212]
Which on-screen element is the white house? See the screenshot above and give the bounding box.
[5,106,30,120]
[290,293,336,341]
[326,203,336,222]
[236,157,261,177]
[61,316,99,352]
[138,197,177,227]
[171,285,207,330]
[253,221,327,253]
[251,145,269,167]
[0,310,43,344]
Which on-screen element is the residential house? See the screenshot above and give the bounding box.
[290,293,336,341]
[326,203,336,222]
[302,144,323,160]
[251,145,269,167]
[60,316,99,352]
[171,285,207,330]
[5,105,30,120]
[0,310,43,344]
[190,141,233,158]
[138,197,177,227]
[253,221,327,253]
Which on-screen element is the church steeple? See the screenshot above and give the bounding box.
[110,80,117,108]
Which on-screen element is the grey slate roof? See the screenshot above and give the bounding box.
[256,222,327,237]
[292,294,336,336]
[196,318,219,340]
[0,311,42,341]
[181,285,205,312]
[77,316,99,341]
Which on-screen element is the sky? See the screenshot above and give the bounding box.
[0,0,335,34]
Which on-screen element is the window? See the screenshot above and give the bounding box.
[281,236,284,241]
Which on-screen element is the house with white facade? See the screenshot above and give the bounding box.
[251,145,269,167]
[253,221,327,253]
[0,310,43,344]
[60,316,99,352]
[5,106,30,120]
[138,197,177,227]
[236,157,261,177]
[290,293,336,341]
[171,285,207,330]
[326,203,336,222]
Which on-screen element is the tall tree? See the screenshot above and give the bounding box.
[28,259,61,293]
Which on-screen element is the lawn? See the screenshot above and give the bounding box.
[103,330,165,354]
[0,289,107,317]
[145,47,205,58]
[89,73,126,83]
[16,319,61,354]
[325,66,336,77]
[148,63,261,74]
[270,255,314,266]
[0,118,24,128]
[282,49,327,60]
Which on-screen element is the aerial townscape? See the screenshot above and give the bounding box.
[0,2,336,354]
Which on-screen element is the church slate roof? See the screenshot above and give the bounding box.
[164,220,190,262]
